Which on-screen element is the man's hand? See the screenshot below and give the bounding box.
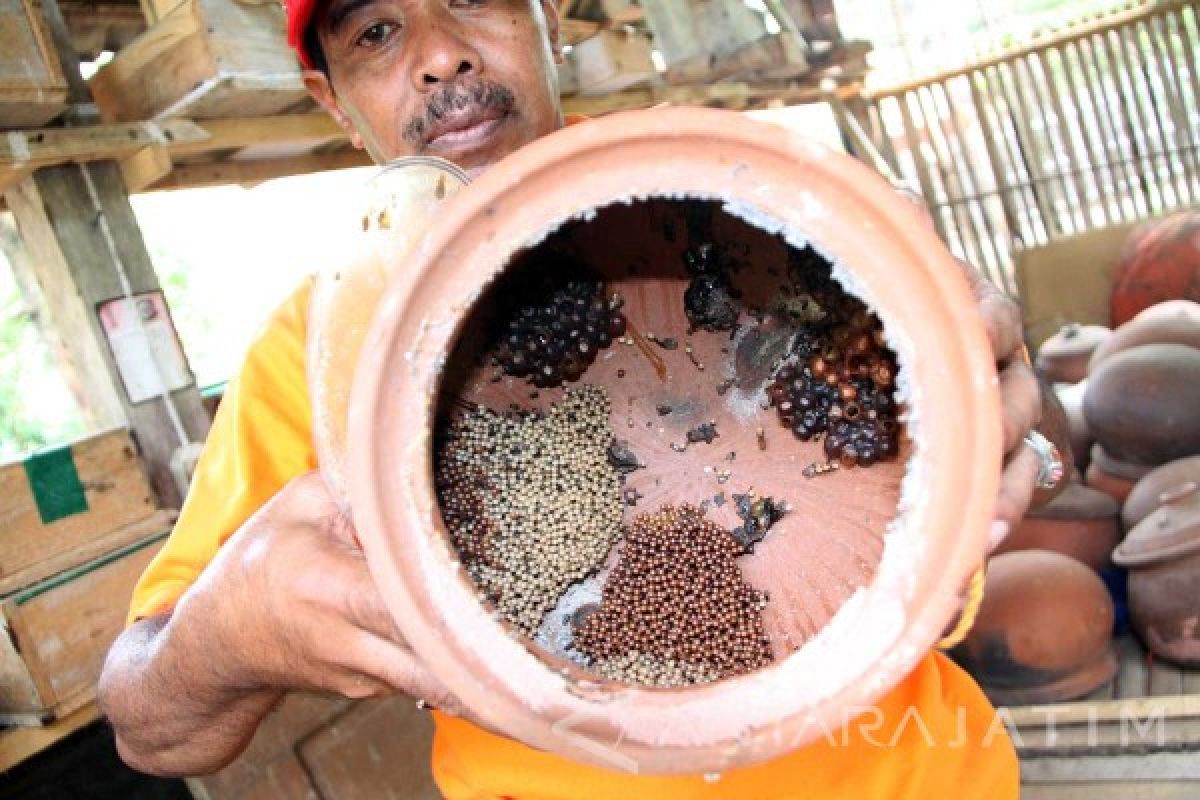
[965,267,1043,552]
[99,472,456,776]
[893,187,1045,549]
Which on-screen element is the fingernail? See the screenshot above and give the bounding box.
[988,520,1010,552]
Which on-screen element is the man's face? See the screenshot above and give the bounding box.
[304,0,564,175]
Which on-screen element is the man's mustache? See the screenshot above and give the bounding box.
[404,81,517,145]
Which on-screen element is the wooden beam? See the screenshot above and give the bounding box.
[561,18,603,45]
[153,148,373,191]
[563,79,860,116]
[0,119,207,170]
[119,145,173,191]
[0,114,348,174]
[6,162,212,508]
[168,112,346,157]
[665,32,809,86]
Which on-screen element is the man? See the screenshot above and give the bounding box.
[99,1,1046,796]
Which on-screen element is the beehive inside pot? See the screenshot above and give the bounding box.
[434,197,909,687]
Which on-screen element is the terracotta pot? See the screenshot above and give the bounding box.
[1089,300,1200,371]
[996,483,1120,571]
[1036,324,1111,384]
[1090,443,1155,482]
[1124,456,1200,531]
[1113,483,1200,666]
[1083,343,1200,466]
[954,550,1116,705]
[343,109,1003,773]
[1054,380,1093,470]
[1086,462,1137,505]
[1085,445,1151,505]
[1110,211,1200,327]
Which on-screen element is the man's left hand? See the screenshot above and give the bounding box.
[965,266,1043,553]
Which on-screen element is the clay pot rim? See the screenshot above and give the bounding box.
[1123,456,1200,530]
[1038,324,1112,358]
[1114,483,1200,567]
[1089,443,1156,481]
[1088,300,1200,371]
[346,108,1002,773]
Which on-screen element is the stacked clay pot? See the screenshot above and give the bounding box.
[996,483,1120,572]
[1037,323,1111,384]
[953,550,1117,705]
[968,216,1200,701]
[1088,300,1200,371]
[1080,301,1200,505]
[1085,442,1154,505]
[1124,456,1200,531]
[1113,483,1200,666]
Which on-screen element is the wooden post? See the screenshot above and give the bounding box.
[0,216,119,431]
[5,162,211,508]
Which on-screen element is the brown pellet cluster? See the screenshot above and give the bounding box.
[767,248,902,468]
[435,386,623,634]
[574,505,773,684]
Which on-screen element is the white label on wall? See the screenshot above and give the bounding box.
[98,291,194,404]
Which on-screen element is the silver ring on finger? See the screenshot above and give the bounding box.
[1023,430,1064,490]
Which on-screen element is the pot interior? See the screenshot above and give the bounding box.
[432,195,910,687]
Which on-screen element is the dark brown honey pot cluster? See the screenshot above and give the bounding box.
[767,252,903,468]
[433,228,906,688]
[573,504,773,684]
[492,273,627,388]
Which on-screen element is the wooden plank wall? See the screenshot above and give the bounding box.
[855,0,1200,295]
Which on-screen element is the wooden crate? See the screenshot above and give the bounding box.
[88,0,308,123]
[1016,221,1140,353]
[570,29,657,95]
[0,428,158,595]
[0,526,170,725]
[0,0,68,129]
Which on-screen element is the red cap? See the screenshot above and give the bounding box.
[283,0,319,69]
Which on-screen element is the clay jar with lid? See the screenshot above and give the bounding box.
[996,483,1120,572]
[1124,456,1200,531]
[953,550,1116,705]
[1036,324,1111,384]
[1113,483,1200,666]
[1083,343,1200,467]
[341,109,1003,774]
[1088,300,1200,371]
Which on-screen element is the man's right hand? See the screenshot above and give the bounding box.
[98,472,456,776]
